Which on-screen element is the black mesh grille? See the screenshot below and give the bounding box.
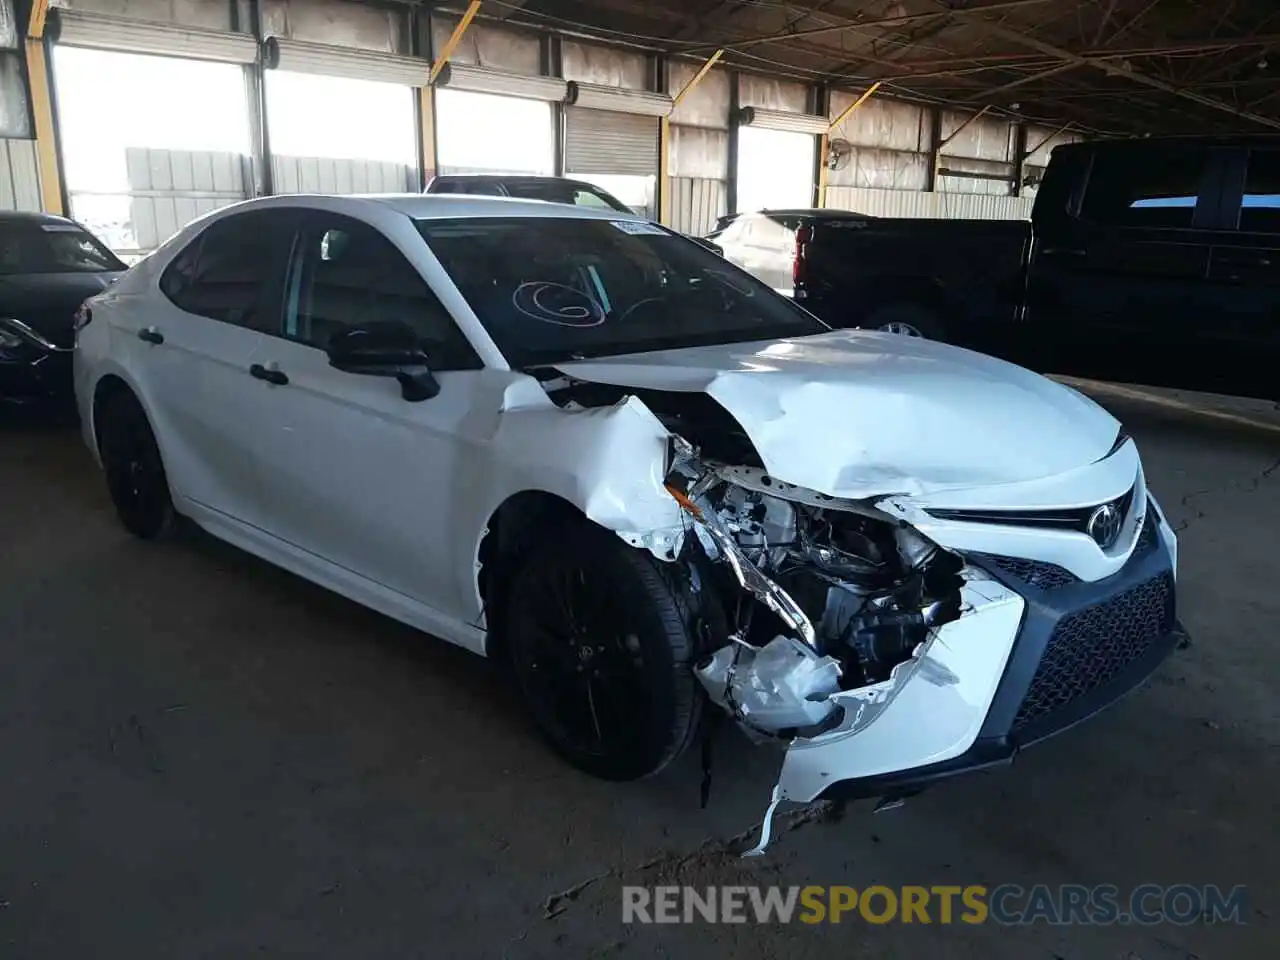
[1013,573,1174,731]
[983,555,1079,591]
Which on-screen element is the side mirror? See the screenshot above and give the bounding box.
[326,323,440,402]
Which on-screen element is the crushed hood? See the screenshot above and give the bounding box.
[554,329,1120,499]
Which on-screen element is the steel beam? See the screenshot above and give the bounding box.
[971,19,1280,131]
[681,0,1054,56]
[817,80,878,209]
[429,0,481,85]
[961,61,1080,101]
[660,50,724,226]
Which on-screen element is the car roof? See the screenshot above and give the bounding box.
[216,192,647,223]
[435,174,594,185]
[0,210,84,227]
[740,208,873,220]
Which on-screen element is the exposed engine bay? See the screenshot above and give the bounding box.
[663,441,966,739]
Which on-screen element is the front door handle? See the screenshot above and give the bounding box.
[137,327,164,345]
[249,363,289,386]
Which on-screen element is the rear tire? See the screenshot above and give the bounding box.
[503,520,702,781]
[865,303,944,340]
[97,390,175,540]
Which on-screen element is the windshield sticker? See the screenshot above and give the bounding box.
[512,281,607,327]
[609,220,667,236]
[40,224,86,233]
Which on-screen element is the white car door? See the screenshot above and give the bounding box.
[239,210,490,618]
[133,208,300,530]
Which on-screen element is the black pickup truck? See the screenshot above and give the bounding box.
[715,136,1280,400]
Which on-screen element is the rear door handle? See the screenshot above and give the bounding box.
[137,327,164,345]
[1041,246,1086,257]
[249,363,289,386]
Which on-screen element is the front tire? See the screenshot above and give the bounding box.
[97,389,175,540]
[503,520,702,781]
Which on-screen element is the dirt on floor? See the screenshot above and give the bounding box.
[0,385,1276,959]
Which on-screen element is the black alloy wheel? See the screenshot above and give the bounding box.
[98,390,175,540]
[504,521,702,781]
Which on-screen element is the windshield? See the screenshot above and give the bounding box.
[0,221,125,275]
[415,217,827,366]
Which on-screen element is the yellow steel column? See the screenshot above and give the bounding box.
[659,49,723,226]
[659,116,671,224]
[818,80,880,209]
[24,0,63,215]
[428,0,481,85]
[421,0,480,187]
[25,39,63,216]
[419,86,438,185]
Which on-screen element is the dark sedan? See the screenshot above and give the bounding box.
[0,212,125,407]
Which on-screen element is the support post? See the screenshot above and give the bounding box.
[925,106,941,192]
[819,80,879,208]
[24,0,62,214]
[247,0,273,196]
[726,70,740,215]
[1011,121,1026,197]
[659,50,723,226]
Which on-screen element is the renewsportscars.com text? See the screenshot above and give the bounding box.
[621,884,1249,926]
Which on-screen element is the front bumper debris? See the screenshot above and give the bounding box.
[741,510,1180,853]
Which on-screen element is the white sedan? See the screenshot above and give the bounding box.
[73,195,1182,840]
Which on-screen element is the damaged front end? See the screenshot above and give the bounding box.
[665,440,965,730]
[660,441,1026,852]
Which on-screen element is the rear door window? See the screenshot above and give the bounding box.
[159,210,297,331]
[1080,147,1211,229]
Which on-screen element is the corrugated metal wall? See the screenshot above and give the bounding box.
[826,185,1034,220]
[114,147,412,254]
[0,138,41,211]
[123,146,249,251]
[271,154,415,194]
[667,59,729,235]
[669,177,725,236]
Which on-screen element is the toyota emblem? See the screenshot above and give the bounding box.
[1087,502,1123,549]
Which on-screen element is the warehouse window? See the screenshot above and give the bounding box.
[1238,150,1280,233]
[436,89,553,176]
[1080,148,1208,229]
[52,46,252,255]
[736,127,814,214]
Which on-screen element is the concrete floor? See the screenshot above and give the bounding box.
[1,385,1276,959]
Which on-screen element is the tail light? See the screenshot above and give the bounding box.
[792,225,812,296]
[73,303,92,333]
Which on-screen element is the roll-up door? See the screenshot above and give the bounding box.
[263,38,419,196]
[433,64,562,177]
[564,107,658,178]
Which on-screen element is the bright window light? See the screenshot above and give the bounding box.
[435,89,554,175]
